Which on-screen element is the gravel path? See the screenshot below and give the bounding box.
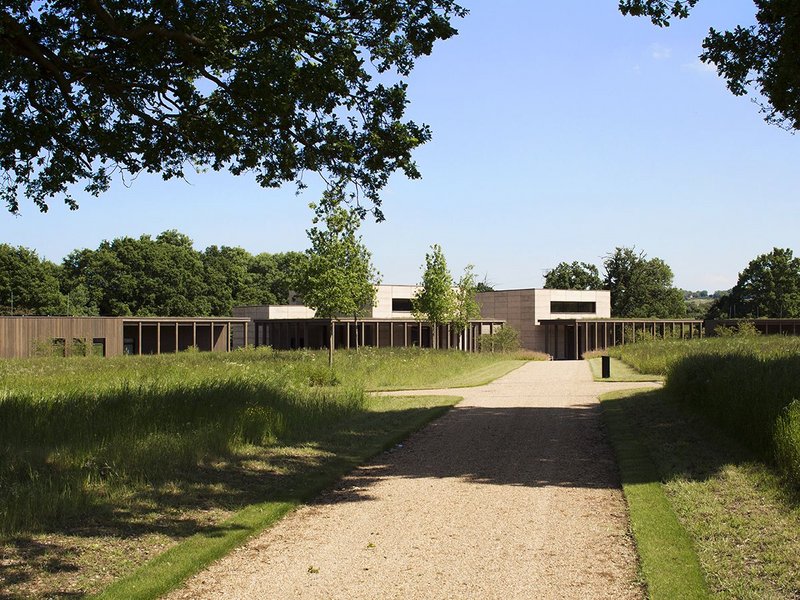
[169,361,655,599]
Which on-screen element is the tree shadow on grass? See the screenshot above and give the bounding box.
[4,392,764,599]
[0,403,452,597]
[312,402,630,507]
[602,388,800,505]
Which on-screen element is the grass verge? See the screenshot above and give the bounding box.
[0,348,531,597]
[600,389,709,600]
[372,359,526,391]
[601,388,800,599]
[608,336,800,485]
[93,394,461,600]
[586,357,663,383]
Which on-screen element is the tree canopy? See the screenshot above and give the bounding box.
[452,263,481,332]
[413,243,455,347]
[603,247,686,318]
[3,230,304,316]
[543,261,603,290]
[710,247,800,318]
[0,0,466,215]
[295,190,380,365]
[619,0,800,130]
[0,244,65,314]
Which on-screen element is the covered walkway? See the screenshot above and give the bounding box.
[121,318,249,355]
[540,318,704,360]
[251,319,505,352]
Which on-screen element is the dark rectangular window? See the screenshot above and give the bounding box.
[92,338,106,357]
[550,301,596,314]
[392,298,413,312]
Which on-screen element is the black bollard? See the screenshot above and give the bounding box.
[601,355,611,379]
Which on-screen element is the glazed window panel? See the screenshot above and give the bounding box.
[550,301,596,314]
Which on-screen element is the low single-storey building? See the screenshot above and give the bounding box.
[5,286,792,361]
[470,287,705,358]
[0,316,250,358]
[233,285,504,352]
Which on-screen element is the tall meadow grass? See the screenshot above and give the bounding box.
[0,346,519,535]
[609,335,800,486]
[0,348,366,535]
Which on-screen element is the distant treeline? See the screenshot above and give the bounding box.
[0,230,306,317]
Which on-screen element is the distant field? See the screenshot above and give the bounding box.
[0,347,529,598]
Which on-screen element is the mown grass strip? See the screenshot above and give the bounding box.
[93,394,460,600]
[95,501,295,600]
[600,390,709,600]
[586,357,663,383]
[371,359,526,391]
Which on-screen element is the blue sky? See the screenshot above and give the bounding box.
[5,1,798,292]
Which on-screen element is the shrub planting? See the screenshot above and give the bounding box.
[609,335,800,485]
[477,324,521,353]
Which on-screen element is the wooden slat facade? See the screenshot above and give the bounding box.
[0,317,123,358]
[0,317,249,359]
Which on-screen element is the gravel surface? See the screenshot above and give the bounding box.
[169,361,655,599]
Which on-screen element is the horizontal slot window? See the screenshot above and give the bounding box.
[550,301,596,314]
[392,298,413,312]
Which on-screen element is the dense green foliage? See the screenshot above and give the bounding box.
[545,247,685,317]
[620,0,800,130]
[413,244,455,347]
[452,264,481,331]
[0,0,466,215]
[0,347,520,535]
[604,247,686,318]
[295,192,380,363]
[709,247,800,319]
[0,243,66,314]
[609,335,800,485]
[478,324,521,353]
[543,261,603,290]
[1,231,305,316]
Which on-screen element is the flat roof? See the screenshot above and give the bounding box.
[249,317,506,323]
[122,317,251,323]
[539,318,703,324]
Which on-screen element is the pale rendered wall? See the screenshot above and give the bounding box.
[533,289,611,323]
[369,285,421,319]
[476,289,612,352]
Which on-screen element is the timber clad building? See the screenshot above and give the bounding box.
[475,288,704,360]
[233,285,504,352]
[0,316,249,358]
[0,285,792,360]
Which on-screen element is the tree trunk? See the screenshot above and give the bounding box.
[328,319,335,367]
[354,315,359,352]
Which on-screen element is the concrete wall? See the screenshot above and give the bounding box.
[369,285,421,319]
[476,289,612,353]
[235,288,611,354]
[533,289,611,323]
[476,290,539,350]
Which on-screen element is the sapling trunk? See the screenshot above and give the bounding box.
[328,319,334,367]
